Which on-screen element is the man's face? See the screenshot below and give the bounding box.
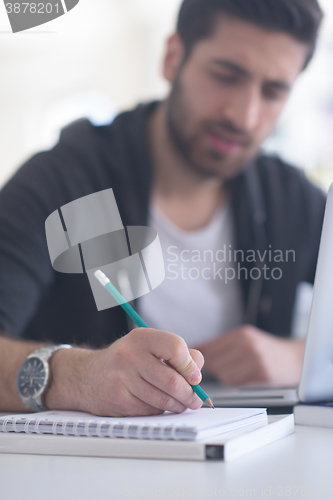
[164,16,309,179]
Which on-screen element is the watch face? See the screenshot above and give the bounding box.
[16,357,48,399]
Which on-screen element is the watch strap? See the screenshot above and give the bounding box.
[26,344,71,363]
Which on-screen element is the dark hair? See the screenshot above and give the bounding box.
[177,0,323,69]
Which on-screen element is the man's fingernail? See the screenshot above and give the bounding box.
[190,369,201,384]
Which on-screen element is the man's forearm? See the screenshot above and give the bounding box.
[0,333,46,411]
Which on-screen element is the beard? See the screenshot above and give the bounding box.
[165,71,255,181]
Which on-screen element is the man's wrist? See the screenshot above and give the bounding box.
[44,346,93,412]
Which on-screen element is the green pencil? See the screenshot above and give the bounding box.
[94,269,214,409]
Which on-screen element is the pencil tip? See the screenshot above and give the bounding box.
[206,398,215,409]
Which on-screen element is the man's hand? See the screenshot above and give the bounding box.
[44,328,204,417]
[195,325,305,387]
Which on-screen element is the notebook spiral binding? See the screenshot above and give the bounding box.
[0,416,195,440]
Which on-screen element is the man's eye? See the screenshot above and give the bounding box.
[263,86,285,101]
[211,72,237,84]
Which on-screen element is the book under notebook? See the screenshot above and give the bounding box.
[0,408,267,441]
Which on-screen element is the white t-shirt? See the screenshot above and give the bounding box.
[137,202,244,348]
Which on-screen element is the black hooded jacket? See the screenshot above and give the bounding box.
[0,102,326,346]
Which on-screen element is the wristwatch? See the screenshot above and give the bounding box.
[16,344,72,412]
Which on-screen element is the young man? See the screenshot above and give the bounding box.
[0,0,325,416]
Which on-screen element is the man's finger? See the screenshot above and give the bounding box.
[141,329,202,385]
[189,349,204,371]
[138,354,202,410]
[129,375,187,413]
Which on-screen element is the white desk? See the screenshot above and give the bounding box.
[0,425,332,500]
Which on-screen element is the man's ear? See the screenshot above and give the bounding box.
[163,33,185,84]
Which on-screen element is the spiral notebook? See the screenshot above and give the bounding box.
[0,408,267,441]
[0,411,295,462]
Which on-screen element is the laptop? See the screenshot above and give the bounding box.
[201,183,333,408]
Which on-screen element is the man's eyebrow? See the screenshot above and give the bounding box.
[210,58,251,77]
[210,58,291,91]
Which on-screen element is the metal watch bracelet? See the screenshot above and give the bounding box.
[17,344,72,412]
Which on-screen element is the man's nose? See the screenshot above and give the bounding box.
[222,86,261,133]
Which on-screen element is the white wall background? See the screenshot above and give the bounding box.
[0,0,332,189]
